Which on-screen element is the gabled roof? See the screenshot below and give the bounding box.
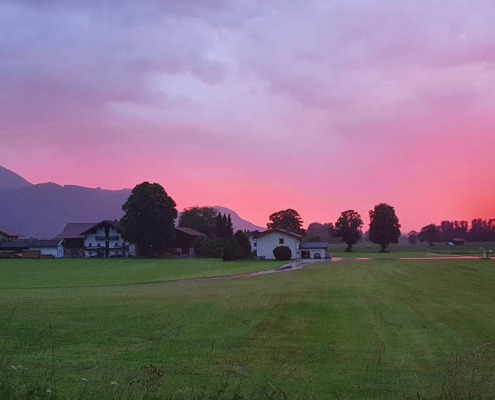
[299,242,329,249]
[55,223,97,239]
[257,228,302,239]
[79,220,121,235]
[0,225,20,238]
[175,227,207,237]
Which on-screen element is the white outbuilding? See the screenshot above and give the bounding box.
[29,239,65,258]
[299,242,329,259]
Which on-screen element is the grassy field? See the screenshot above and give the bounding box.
[328,241,495,259]
[0,258,284,289]
[1,257,495,399]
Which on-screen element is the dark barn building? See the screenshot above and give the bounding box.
[175,227,206,256]
[56,222,96,258]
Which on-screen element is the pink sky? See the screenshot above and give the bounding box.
[1,0,495,231]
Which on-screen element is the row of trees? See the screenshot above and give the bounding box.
[177,206,250,259]
[409,218,495,245]
[178,206,234,239]
[264,205,401,253]
[119,182,402,257]
[333,204,401,252]
[120,183,252,259]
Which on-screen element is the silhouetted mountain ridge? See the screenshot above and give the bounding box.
[0,166,264,239]
[0,166,32,191]
[213,206,264,232]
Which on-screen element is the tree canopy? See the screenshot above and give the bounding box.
[267,209,305,236]
[178,206,217,238]
[215,212,234,239]
[408,230,419,245]
[368,203,401,252]
[304,222,335,243]
[222,230,251,261]
[120,182,177,257]
[334,210,363,252]
[419,224,440,245]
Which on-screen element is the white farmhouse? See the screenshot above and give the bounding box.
[250,229,302,260]
[57,220,136,258]
[80,220,136,258]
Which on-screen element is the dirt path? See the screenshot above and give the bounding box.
[206,258,333,280]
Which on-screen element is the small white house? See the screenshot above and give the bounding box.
[299,242,328,259]
[252,229,302,260]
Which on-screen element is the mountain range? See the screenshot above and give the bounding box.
[0,166,264,239]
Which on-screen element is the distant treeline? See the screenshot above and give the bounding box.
[411,219,495,243]
[307,218,495,244]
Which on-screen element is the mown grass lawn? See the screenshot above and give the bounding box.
[1,258,495,399]
[328,241,495,259]
[0,258,284,289]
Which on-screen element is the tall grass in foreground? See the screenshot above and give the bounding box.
[0,359,304,400]
[2,343,495,399]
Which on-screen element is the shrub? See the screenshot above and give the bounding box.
[222,238,242,261]
[193,237,224,258]
[222,231,252,261]
[233,230,251,258]
[273,246,292,260]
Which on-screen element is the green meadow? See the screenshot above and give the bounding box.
[1,257,495,399]
[328,241,495,259]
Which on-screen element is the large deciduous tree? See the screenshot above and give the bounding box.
[419,224,440,245]
[304,222,335,243]
[267,209,305,236]
[368,203,401,252]
[334,210,363,252]
[408,230,419,245]
[179,206,217,238]
[120,182,177,257]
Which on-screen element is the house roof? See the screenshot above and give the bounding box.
[0,225,20,238]
[246,230,263,238]
[55,223,97,239]
[0,238,63,250]
[257,228,302,239]
[0,239,32,249]
[175,227,207,237]
[299,242,329,249]
[0,238,63,249]
[30,239,63,248]
[79,220,121,235]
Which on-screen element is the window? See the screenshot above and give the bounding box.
[97,243,101,247]
[253,242,257,248]
[89,243,92,247]
[279,238,284,244]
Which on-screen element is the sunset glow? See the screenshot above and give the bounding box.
[1,0,495,231]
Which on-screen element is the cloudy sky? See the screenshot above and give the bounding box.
[1,0,495,230]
